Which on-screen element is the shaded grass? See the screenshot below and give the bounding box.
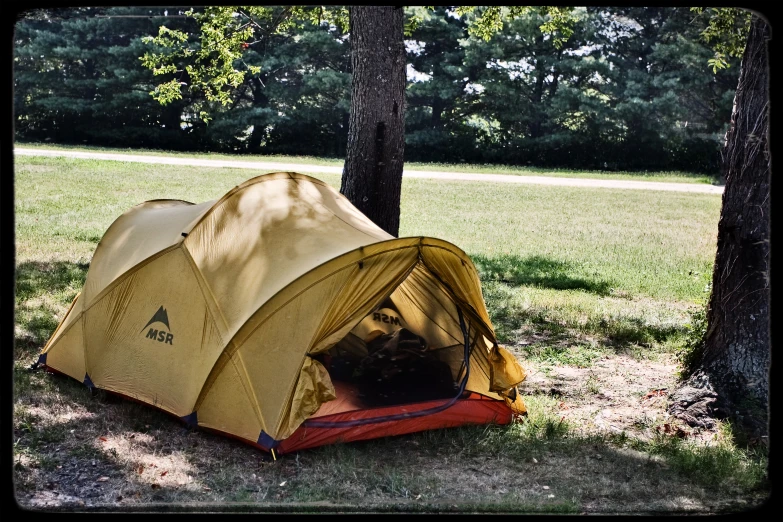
[12,348,768,512]
[478,278,703,363]
[613,422,769,492]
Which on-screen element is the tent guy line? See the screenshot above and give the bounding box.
[14,147,724,195]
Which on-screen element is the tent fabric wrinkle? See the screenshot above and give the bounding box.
[40,172,527,454]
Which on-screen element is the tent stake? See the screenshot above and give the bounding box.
[271,448,277,461]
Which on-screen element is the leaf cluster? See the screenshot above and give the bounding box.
[690,8,752,72]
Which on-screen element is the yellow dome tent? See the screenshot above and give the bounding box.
[39,172,527,454]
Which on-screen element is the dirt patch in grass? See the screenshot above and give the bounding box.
[13,349,769,514]
[518,353,718,443]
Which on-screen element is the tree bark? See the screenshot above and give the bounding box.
[340,6,406,237]
[668,15,770,442]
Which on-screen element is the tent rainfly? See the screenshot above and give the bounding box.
[38,172,527,455]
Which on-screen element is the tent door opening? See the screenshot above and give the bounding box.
[310,270,483,420]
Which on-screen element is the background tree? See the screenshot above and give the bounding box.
[196,19,351,155]
[460,7,604,167]
[15,7,740,172]
[588,6,740,172]
[14,6,744,232]
[404,6,480,163]
[134,5,581,237]
[138,6,351,154]
[668,11,770,441]
[13,7,196,149]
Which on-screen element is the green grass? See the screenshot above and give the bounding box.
[398,176,720,357]
[15,141,719,184]
[302,396,767,509]
[14,150,765,512]
[14,154,720,364]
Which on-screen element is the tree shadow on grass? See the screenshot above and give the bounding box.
[490,302,687,358]
[471,254,613,296]
[12,365,770,511]
[472,254,687,356]
[15,260,89,355]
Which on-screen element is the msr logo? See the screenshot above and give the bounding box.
[141,306,174,345]
[373,312,401,326]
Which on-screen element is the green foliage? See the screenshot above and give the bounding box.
[674,298,709,378]
[13,7,197,148]
[14,7,740,172]
[457,6,577,49]
[691,8,752,72]
[139,6,348,120]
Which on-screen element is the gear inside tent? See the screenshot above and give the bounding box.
[39,172,527,455]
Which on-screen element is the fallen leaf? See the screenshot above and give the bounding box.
[203,486,211,491]
[99,437,107,442]
[643,389,668,400]
[136,464,144,474]
[279,481,287,487]
[161,471,168,477]
[151,483,161,489]
[97,476,109,482]
[542,486,550,490]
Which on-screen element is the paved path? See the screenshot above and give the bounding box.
[14,148,724,195]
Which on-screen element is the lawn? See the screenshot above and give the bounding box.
[15,141,720,184]
[13,153,768,513]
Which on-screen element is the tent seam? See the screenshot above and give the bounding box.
[229,351,268,436]
[80,243,181,313]
[180,245,231,340]
[192,243,418,415]
[395,265,464,346]
[291,177,392,240]
[81,199,195,306]
[41,291,81,354]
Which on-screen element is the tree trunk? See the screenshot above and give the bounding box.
[529,34,546,139]
[668,15,770,442]
[431,96,443,128]
[247,75,270,152]
[340,6,406,237]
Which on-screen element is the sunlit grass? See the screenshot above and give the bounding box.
[15,141,718,184]
[12,152,766,512]
[14,155,720,362]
